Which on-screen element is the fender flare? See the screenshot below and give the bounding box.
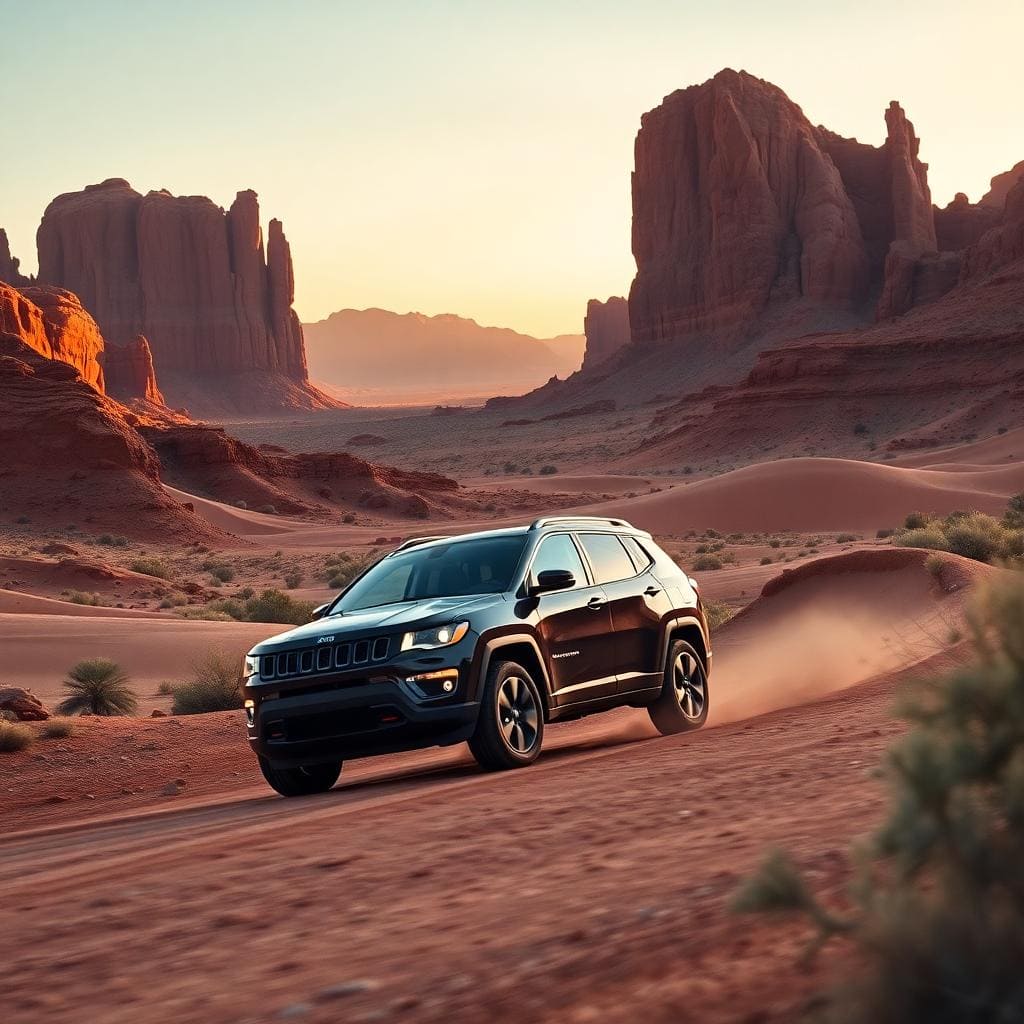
[471,630,553,712]
[659,614,711,675]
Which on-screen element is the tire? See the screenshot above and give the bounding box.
[258,756,342,797]
[648,639,709,735]
[468,659,545,771]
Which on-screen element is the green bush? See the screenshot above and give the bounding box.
[57,659,138,716]
[283,570,304,590]
[209,564,235,584]
[40,717,76,739]
[894,508,1023,564]
[903,511,931,529]
[1003,492,1024,530]
[67,590,103,606]
[0,721,34,752]
[244,589,315,625]
[733,573,1024,1022]
[894,525,952,551]
[835,533,859,544]
[703,599,735,631]
[692,553,723,571]
[130,556,171,579]
[174,606,236,621]
[170,651,244,715]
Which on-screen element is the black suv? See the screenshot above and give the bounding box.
[244,517,712,796]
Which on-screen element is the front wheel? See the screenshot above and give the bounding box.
[469,660,545,771]
[648,639,709,735]
[258,756,342,797]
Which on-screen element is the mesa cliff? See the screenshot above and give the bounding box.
[36,179,339,414]
[582,297,630,371]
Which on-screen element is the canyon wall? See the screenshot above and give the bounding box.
[0,229,29,286]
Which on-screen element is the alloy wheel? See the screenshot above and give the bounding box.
[497,675,539,753]
[673,651,707,722]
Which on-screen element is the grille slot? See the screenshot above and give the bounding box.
[260,636,391,682]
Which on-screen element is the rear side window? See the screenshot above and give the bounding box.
[532,533,587,588]
[578,533,636,585]
[621,536,653,571]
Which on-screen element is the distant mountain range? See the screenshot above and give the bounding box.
[303,308,585,404]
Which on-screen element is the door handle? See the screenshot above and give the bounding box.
[587,597,605,611]
[644,586,661,597]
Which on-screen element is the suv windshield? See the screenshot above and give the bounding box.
[332,535,527,613]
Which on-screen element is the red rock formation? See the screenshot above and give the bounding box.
[582,297,630,370]
[0,282,105,391]
[0,229,29,286]
[36,179,337,413]
[961,175,1024,282]
[0,334,223,541]
[934,193,1001,251]
[980,160,1024,210]
[104,335,165,405]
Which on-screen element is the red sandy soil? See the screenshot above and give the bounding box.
[0,550,990,1024]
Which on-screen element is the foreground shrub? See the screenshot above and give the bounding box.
[40,717,76,739]
[0,720,34,752]
[703,599,736,631]
[170,651,244,715]
[57,659,138,716]
[734,573,1024,1022]
[692,553,723,571]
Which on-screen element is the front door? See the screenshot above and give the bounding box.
[530,532,617,705]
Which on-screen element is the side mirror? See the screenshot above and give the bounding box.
[688,576,700,592]
[311,603,329,621]
[531,568,576,594]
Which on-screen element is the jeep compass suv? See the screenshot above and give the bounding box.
[244,517,712,796]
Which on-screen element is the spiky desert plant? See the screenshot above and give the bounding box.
[57,658,138,716]
[733,572,1024,1022]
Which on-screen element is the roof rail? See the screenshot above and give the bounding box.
[390,535,452,553]
[528,516,634,531]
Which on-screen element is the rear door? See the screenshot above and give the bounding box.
[529,532,617,706]
[577,533,669,693]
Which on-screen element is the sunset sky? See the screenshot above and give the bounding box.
[2,0,1021,338]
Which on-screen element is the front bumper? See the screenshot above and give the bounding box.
[244,647,480,767]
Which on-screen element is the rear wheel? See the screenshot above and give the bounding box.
[648,639,709,735]
[469,660,544,771]
[258,756,342,797]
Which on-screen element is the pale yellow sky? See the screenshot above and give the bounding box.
[2,0,1021,338]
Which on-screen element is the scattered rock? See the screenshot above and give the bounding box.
[0,686,50,721]
[150,709,167,717]
[315,980,379,1001]
[160,781,183,796]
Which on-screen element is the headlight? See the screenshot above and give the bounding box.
[243,654,260,680]
[401,621,470,652]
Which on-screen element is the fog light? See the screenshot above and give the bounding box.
[244,700,255,728]
[443,679,455,693]
[406,668,459,700]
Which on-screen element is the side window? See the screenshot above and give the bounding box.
[531,534,587,588]
[578,533,636,585]
[621,536,653,572]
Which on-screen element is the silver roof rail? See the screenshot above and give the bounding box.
[528,516,634,531]
[390,535,452,553]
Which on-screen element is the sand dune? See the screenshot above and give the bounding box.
[0,591,166,618]
[467,474,652,495]
[586,457,1024,533]
[163,486,305,538]
[710,548,990,725]
[894,426,1024,469]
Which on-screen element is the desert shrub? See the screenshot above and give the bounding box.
[760,556,774,565]
[894,525,950,551]
[876,528,894,539]
[259,504,278,515]
[57,659,138,716]
[342,512,356,524]
[156,681,176,696]
[234,499,248,510]
[170,651,244,715]
[174,606,236,621]
[943,512,1011,562]
[853,422,869,435]
[245,589,315,625]
[538,465,558,475]
[130,556,170,579]
[40,717,76,739]
[924,552,945,579]
[67,590,103,606]
[208,564,234,584]
[903,511,931,529]
[733,573,1024,1023]
[237,586,255,601]
[835,533,859,544]
[97,534,128,547]
[0,721,34,752]
[207,597,246,620]
[768,539,781,548]
[692,554,723,571]
[1004,492,1024,530]
[703,599,736,631]
[283,569,304,590]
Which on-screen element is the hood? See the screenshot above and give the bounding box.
[250,594,503,652]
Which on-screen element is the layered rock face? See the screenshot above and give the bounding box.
[582,297,631,370]
[36,179,327,412]
[0,334,222,541]
[0,229,29,286]
[0,282,105,391]
[628,69,1011,345]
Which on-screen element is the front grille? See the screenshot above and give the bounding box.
[261,636,391,681]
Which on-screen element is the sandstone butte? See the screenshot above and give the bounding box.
[627,68,1024,348]
[35,178,339,414]
[582,296,631,371]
